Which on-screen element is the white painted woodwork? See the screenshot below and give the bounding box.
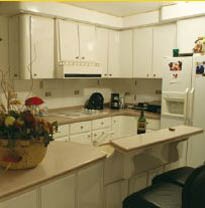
[108,30,120,78]
[119,30,133,78]
[92,117,111,130]
[148,166,164,185]
[96,27,109,77]
[92,128,112,145]
[0,190,38,208]
[79,24,96,61]
[153,23,177,78]
[54,124,69,140]
[77,162,104,208]
[57,20,79,61]
[133,27,153,78]
[111,116,121,139]
[30,16,54,79]
[128,172,148,194]
[146,119,160,130]
[70,132,92,145]
[0,17,9,71]
[177,16,205,54]
[41,174,76,208]
[105,180,128,208]
[70,121,91,135]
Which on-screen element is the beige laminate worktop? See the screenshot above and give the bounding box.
[111,125,203,153]
[0,142,106,200]
[43,107,160,125]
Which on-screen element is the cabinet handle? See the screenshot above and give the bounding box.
[81,57,85,60]
[33,73,37,77]
[109,74,112,77]
[104,74,107,77]
[101,122,104,125]
[0,38,2,42]
[94,133,97,137]
[75,56,79,59]
[80,126,83,129]
[88,134,91,138]
[147,74,149,77]
[14,74,18,78]
[153,74,156,77]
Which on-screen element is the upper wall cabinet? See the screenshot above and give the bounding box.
[133,27,153,78]
[119,30,133,78]
[96,27,108,77]
[153,24,176,78]
[56,19,96,62]
[9,15,55,79]
[177,17,205,54]
[108,30,120,78]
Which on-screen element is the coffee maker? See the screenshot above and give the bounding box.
[110,93,120,109]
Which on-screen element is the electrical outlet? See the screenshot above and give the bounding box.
[45,91,52,97]
[74,90,80,95]
[155,90,162,95]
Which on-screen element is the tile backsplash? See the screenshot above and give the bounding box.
[12,78,162,109]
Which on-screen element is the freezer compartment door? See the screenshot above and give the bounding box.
[162,57,192,92]
[161,89,189,121]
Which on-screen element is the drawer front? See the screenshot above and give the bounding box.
[93,117,111,130]
[92,129,112,145]
[55,136,68,142]
[147,119,160,130]
[70,121,91,135]
[54,124,69,139]
[70,132,92,145]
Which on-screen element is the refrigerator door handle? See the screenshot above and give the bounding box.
[188,88,195,125]
[184,88,189,123]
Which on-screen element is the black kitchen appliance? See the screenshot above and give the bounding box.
[110,93,120,109]
[84,92,104,110]
[133,101,161,113]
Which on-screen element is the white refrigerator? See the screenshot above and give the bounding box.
[161,55,205,167]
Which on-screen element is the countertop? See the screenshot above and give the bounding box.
[43,107,160,125]
[0,142,106,200]
[111,125,203,153]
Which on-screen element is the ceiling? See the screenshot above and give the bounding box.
[65,2,175,17]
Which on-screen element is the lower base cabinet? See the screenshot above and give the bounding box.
[0,190,38,208]
[104,180,128,208]
[77,161,104,208]
[41,174,76,208]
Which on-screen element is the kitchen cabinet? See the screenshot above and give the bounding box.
[77,161,104,208]
[119,30,133,78]
[70,132,92,145]
[9,14,55,79]
[56,20,79,61]
[104,180,128,208]
[153,24,176,78]
[0,17,8,71]
[177,16,205,54]
[96,27,108,77]
[41,174,76,208]
[148,166,164,185]
[70,121,91,135]
[92,117,111,130]
[57,20,96,62]
[54,124,69,141]
[108,30,120,78]
[0,190,38,208]
[133,27,153,78]
[128,172,148,194]
[92,129,112,145]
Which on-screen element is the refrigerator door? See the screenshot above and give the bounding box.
[162,57,193,92]
[187,63,205,167]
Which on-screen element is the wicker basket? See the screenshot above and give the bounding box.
[0,139,47,170]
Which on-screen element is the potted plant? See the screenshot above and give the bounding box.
[0,70,58,170]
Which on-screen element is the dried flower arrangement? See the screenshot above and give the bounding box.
[0,70,58,169]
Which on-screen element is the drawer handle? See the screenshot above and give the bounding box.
[80,126,84,129]
[94,133,97,137]
[101,122,104,125]
[88,134,91,138]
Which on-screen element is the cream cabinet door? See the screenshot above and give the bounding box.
[0,190,38,208]
[177,16,205,54]
[0,17,9,71]
[108,30,120,78]
[105,180,128,208]
[57,20,80,61]
[77,161,104,208]
[133,27,152,78]
[70,132,92,145]
[30,16,55,79]
[153,24,176,78]
[79,24,96,61]
[119,30,133,78]
[96,27,108,77]
[41,174,76,208]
